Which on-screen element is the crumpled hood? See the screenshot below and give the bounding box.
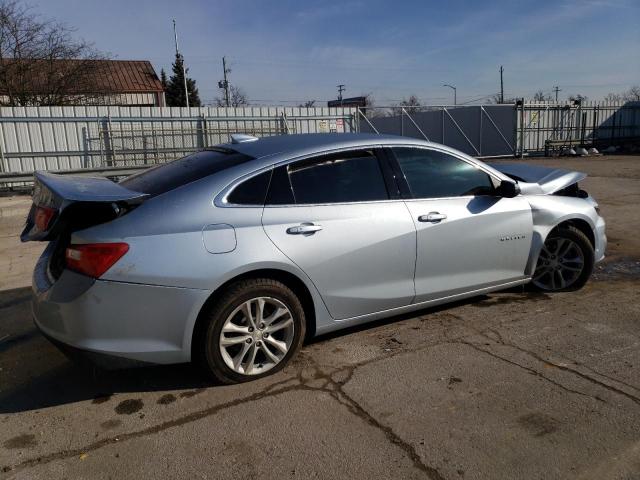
[488,163,587,194]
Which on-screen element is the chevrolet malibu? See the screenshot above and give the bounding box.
[22,133,606,383]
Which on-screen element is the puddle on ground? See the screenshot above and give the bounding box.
[518,412,560,437]
[3,433,37,449]
[157,393,177,405]
[593,257,640,281]
[472,292,549,308]
[114,398,143,415]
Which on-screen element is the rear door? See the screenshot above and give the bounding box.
[261,148,416,320]
[387,146,533,303]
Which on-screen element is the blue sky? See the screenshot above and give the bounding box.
[33,0,640,105]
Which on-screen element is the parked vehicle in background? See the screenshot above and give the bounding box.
[22,133,606,383]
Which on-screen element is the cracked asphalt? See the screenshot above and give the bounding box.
[1,155,639,480]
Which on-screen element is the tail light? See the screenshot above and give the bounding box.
[65,243,129,278]
[34,205,57,232]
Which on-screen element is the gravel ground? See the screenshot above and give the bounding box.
[0,155,639,480]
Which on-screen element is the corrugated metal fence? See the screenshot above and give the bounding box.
[1,102,638,181]
[358,105,516,157]
[0,106,357,174]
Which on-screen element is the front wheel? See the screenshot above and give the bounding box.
[195,278,306,384]
[531,226,594,292]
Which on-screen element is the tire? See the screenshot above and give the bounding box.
[530,225,594,292]
[195,278,306,384]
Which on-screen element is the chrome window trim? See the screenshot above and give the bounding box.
[214,142,509,208]
[214,166,274,208]
[263,198,408,208]
[215,145,386,208]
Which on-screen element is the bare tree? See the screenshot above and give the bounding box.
[568,94,588,103]
[602,86,639,103]
[488,94,516,104]
[215,85,248,107]
[389,94,422,116]
[532,90,551,102]
[623,86,640,102]
[356,93,385,118]
[0,0,112,106]
[298,100,315,107]
[604,92,622,103]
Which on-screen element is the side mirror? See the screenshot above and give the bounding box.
[496,180,520,198]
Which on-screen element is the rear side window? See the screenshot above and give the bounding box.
[287,151,389,204]
[227,170,272,205]
[392,147,495,198]
[120,148,253,196]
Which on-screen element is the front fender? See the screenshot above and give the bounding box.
[524,195,599,275]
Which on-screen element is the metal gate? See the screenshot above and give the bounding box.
[517,101,640,156]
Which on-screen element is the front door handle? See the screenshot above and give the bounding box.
[418,212,447,223]
[286,223,323,235]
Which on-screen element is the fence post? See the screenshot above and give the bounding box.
[201,114,208,147]
[280,112,290,134]
[82,127,89,168]
[0,138,5,173]
[101,115,116,166]
[478,106,482,156]
[519,99,525,158]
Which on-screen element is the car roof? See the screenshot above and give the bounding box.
[225,133,431,159]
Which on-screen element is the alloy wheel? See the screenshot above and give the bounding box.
[218,297,295,375]
[532,237,585,291]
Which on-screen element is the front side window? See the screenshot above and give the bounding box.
[287,150,389,204]
[392,148,495,199]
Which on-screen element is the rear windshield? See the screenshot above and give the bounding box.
[120,148,253,196]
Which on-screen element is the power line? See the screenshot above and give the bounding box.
[457,93,501,105]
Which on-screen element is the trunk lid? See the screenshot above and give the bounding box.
[489,163,587,194]
[21,171,147,242]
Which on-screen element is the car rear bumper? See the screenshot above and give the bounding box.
[32,247,211,367]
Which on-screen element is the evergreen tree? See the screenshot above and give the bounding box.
[165,53,201,107]
[160,68,168,90]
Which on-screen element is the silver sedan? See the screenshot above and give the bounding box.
[23,133,606,383]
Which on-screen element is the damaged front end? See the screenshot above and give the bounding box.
[489,162,590,197]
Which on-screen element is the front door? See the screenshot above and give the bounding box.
[388,146,533,303]
[261,149,416,320]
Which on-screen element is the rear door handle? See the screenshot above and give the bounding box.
[286,223,323,235]
[418,212,447,223]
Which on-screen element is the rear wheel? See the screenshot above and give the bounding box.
[196,278,305,384]
[531,226,594,292]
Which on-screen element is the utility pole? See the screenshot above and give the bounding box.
[219,56,231,107]
[172,19,189,108]
[499,66,504,104]
[553,86,561,102]
[337,84,345,103]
